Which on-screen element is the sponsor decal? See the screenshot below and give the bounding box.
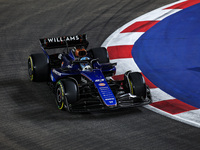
[99,83,105,86]
[47,37,64,43]
[95,79,105,82]
[105,98,115,101]
[65,35,79,41]
[52,69,62,76]
[45,36,79,43]
[50,74,56,82]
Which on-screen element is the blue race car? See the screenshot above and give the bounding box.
[28,34,151,112]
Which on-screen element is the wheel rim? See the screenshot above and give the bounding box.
[56,86,64,110]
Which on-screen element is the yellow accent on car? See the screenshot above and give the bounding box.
[128,78,134,95]
[28,56,34,81]
[58,82,64,110]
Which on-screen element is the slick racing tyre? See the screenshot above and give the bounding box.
[124,71,147,99]
[89,47,109,63]
[55,78,79,111]
[28,53,50,82]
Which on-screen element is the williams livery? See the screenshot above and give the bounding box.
[28,34,152,112]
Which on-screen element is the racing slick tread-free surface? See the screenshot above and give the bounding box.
[89,47,110,63]
[28,53,50,82]
[128,72,147,97]
[0,0,200,150]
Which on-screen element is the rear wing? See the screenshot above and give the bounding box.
[40,34,89,49]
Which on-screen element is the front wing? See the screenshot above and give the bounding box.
[66,79,152,112]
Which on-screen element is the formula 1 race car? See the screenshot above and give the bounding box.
[28,34,152,112]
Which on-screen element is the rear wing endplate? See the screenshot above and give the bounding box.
[40,34,89,49]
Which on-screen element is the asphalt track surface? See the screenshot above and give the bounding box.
[0,0,200,149]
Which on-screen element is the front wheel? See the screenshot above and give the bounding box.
[55,78,79,111]
[123,71,147,99]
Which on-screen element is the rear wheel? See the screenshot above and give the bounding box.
[89,47,109,63]
[28,53,50,82]
[55,78,79,111]
[124,71,147,99]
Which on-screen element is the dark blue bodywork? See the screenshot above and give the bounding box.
[48,51,117,107]
[37,34,151,111]
[40,35,117,107]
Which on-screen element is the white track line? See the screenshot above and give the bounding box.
[101,0,200,128]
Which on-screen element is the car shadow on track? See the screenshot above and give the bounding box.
[1,78,143,122]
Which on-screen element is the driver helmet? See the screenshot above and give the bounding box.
[80,57,91,71]
[75,47,87,57]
